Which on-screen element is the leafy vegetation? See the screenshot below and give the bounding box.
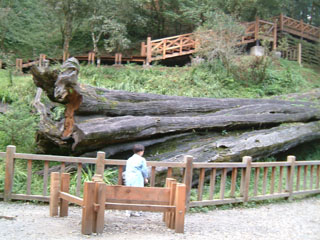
[0,0,319,60]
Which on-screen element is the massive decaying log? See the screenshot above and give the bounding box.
[31,58,320,162]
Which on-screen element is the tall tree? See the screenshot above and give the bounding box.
[45,0,88,60]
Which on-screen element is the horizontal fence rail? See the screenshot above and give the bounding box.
[0,145,319,209]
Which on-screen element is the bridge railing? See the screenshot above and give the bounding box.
[141,33,196,64]
[279,14,320,41]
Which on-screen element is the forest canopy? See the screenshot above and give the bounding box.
[0,0,319,60]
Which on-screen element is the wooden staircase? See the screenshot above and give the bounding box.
[140,14,319,64]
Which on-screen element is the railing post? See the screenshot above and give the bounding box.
[49,172,60,217]
[146,37,152,65]
[93,151,105,182]
[242,156,252,203]
[286,155,296,201]
[82,181,95,235]
[60,173,70,217]
[279,13,284,31]
[297,43,302,66]
[140,42,146,56]
[273,19,277,50]
[16,59,22,72]
[183,155,193,209]
[255,17,260,41]
[4,145,16,202]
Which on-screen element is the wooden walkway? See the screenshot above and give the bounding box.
[140,14,319,64]
[10,14,320,70]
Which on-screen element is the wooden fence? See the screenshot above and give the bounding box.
[1,145,320,208]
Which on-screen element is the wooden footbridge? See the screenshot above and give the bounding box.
[9,14,320,71]
[140,14,319,64]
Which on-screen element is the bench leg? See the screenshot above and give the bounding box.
[175,183,186,233]
[93,182,106,234]
[82,182,95,235]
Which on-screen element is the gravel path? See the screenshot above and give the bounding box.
[1,197,319,240]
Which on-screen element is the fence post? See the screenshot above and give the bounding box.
[183,155,193,209]
[286,155,296,201]
[297,43,302,66]
[255,17,260,41]
[279,13,284,31]
[93,151,105,181]
[4,145,16,202]
[0,59,2,69]
[93,181,106,234]
[82,181,95,235]
[49,172,60,217]
[146,37,152,65]
[273,19,277,50]
[243,156,252,203]
[141,42,146,56]
[60,173,70,217]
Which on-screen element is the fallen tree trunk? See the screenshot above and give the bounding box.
[31,59,320,162]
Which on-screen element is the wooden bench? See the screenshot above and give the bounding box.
[49,172,186,235]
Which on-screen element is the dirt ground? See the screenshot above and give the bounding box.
[0,196,320,240]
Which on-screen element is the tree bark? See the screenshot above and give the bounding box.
[31,60,320,161]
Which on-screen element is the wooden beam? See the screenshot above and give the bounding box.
[59,191,83,206]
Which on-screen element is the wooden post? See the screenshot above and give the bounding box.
[93,151,105,181]
[255,17,260,41]
[16,59,22,72]
[273,19,277,50]
[174,183,186,234]
[146,37,152,65]
[163,178,175,223]
[118,53,122,65]
[88,52,91,64]
[4,145,16,202]
[93,181,106,234]
[0,59,3,69]
[82,181,95,235]
[141,42,146,56]
[49,172,60,217]
[91,52,95,65]
[60,173,70,217]
[183,155,193,209]
[118,165,124,185]
[169,181,177,229]
[297,43,302,66]
[243,156,252,202]
[279,13,284,31]
[286,155,296,201]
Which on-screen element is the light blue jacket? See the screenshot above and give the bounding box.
[125,154,148,187]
